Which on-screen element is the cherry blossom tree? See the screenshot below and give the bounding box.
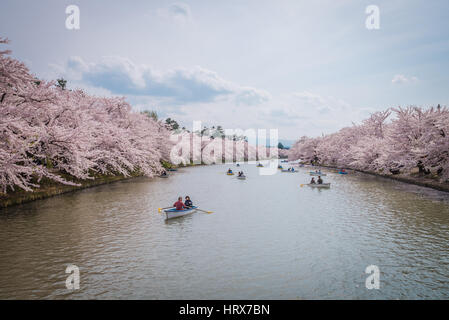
[1,37,172,193]
[288,106,449,182]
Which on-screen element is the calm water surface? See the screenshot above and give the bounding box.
[1,162,449,299]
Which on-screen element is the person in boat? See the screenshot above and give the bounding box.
[341,169,346,173]
[288,167,291,171]
[291,167,295,172]
[161,170,167,176]
[184,196,193,208]
[317,176,323,184]
[310,177,316,184]
[173,196,187,210]
[227,168,232,174]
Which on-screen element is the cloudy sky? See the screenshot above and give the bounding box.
[1,0,449,140]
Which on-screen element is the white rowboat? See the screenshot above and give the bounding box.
[164,206,198,220]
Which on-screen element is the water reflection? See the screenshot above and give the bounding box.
[1,163,448,299]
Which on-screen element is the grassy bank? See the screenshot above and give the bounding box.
[316,164,449,193]
[0,161,208,209]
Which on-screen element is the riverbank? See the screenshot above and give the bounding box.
[316,164,449,193]
[0,161,211,209]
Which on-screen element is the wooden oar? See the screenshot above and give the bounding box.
[193,207,213,214]
[158,206,173,213]
[159,206,213,214]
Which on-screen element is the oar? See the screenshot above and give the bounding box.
[158,206,173,213]
[194,207,213,214]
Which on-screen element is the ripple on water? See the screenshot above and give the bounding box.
[1,164,449,299]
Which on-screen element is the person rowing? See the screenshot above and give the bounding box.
[238,171,244,177]
[184,196,193,208]
[317,176,323,184]
[173,196,187,210]
[227,168,233,174]
[310,177,316,184]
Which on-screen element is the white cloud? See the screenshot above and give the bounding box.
[292,91,326,107]
[54,56,270,106]
[234,87,271,105]
[157,2,192,24]
[243,91,358,138]
[291,91,351,113]
[392,74,419,84]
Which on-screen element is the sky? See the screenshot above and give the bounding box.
[1,0,449,140]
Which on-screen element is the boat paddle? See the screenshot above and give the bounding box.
[158,206,174,213]
[192,207,213,214]
[159,206,213,214]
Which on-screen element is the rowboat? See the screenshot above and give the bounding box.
[227,172,234,175]
[282,169,297,172]
[159,174,169,178]
[309,172,326,176]
[168,168,178,171]
[281,160,288,163]
[278,166,283,169]
[338,171,348,174]
[307,183,331,189]
[237,175,246,180]
[256,164,264,167]
[164,206,198,220]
